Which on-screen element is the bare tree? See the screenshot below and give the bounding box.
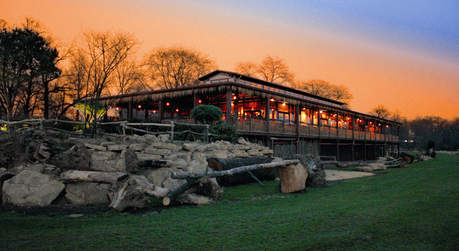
[144,47,216,89]
[112,59,148,95]
[234,62,258,77]
[257,56,295,85]
[370,104,391,119]
[298,80,353,103]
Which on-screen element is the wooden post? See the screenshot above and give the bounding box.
[158,99,163,122]
[295,104,300,154]
[128,98,133,121]
[266,98,270,133]
[170,120,174,141]
[204,124,209,143]
[351,116,355,161]
[226,88,232,122]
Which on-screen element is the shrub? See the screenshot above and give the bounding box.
[210,121,237,142]
[191,105,222,124]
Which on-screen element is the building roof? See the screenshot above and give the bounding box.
[199,70,345,106]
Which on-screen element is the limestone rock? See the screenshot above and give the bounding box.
[2,170,65,207]
[65,182,111,205]
[136,153,162,161]
[237,137,249,145]
[207,150,228,159]
[158,134,170,142]
[232,150,249,158]
[183,143,200,152]
[168,159,188,170]
[129,143,146,152]
[107,144,128,152]
[247,149,263,157]
[90,151,122,172]
[144,147,172,156]
[84,143,106,151]
[278,163,308,193]
[150,142,181,152]
[100,141,116,147]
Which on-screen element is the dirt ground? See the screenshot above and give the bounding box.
[325,169,375,181]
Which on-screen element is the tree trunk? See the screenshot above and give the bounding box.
[60,170,127,184]
[43,79,50,119]
[172,159,299,179]
[207,156,274,186]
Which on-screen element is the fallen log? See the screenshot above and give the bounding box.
[60,170,127,184]
[172,160,299,179]
[110,175,169,211]
[162,177,223,206]
[207,156,274,186]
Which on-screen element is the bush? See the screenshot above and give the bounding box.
[191,105,222,124]
[210,121,237,142]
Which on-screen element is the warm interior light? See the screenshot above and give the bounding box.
[233,96,237,100]
[166,102,170,107]
[270,98,275,102]
[386,125,390,128]
[152,110,157,114]
[319,110,323,114]
[282,102,286,106]
[198,99,202,104]
[175,108,179,112]
[137,105,142,109]
[115,107,120,111]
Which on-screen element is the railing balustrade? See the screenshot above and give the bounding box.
[231,117,398,142]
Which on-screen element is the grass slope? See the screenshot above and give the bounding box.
[1,154,458,250]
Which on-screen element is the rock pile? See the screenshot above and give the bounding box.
[0,129,274,210]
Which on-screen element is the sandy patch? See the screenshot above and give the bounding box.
[325,169,375,181]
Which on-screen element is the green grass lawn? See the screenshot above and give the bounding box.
[1,154,458,250]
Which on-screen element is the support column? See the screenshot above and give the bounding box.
[158,99,163,122]
[351,115,355,161]
[128,98,133,121]
[296,104,300,154]
[266,98,270,132]
[226,88,232,122]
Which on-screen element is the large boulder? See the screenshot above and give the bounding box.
[2,170,65,207]
[65,182,111,205]
[278,163,308,193]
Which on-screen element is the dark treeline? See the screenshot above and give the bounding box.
[399,116,459,151]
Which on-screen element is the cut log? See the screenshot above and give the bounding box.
[172,160,299,179]
[278,163,308,193]
[207,156,274,186]
[60,170,127,184]
[162,179,199,206]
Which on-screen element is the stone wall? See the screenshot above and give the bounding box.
[1,132,273,209]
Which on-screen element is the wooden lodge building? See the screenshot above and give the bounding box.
[96,70,400,160]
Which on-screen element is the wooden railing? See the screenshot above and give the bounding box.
[234,118,399,142]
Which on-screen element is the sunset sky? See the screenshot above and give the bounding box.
[2,0,459,119]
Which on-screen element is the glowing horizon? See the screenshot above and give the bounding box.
[2,0,458,119]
